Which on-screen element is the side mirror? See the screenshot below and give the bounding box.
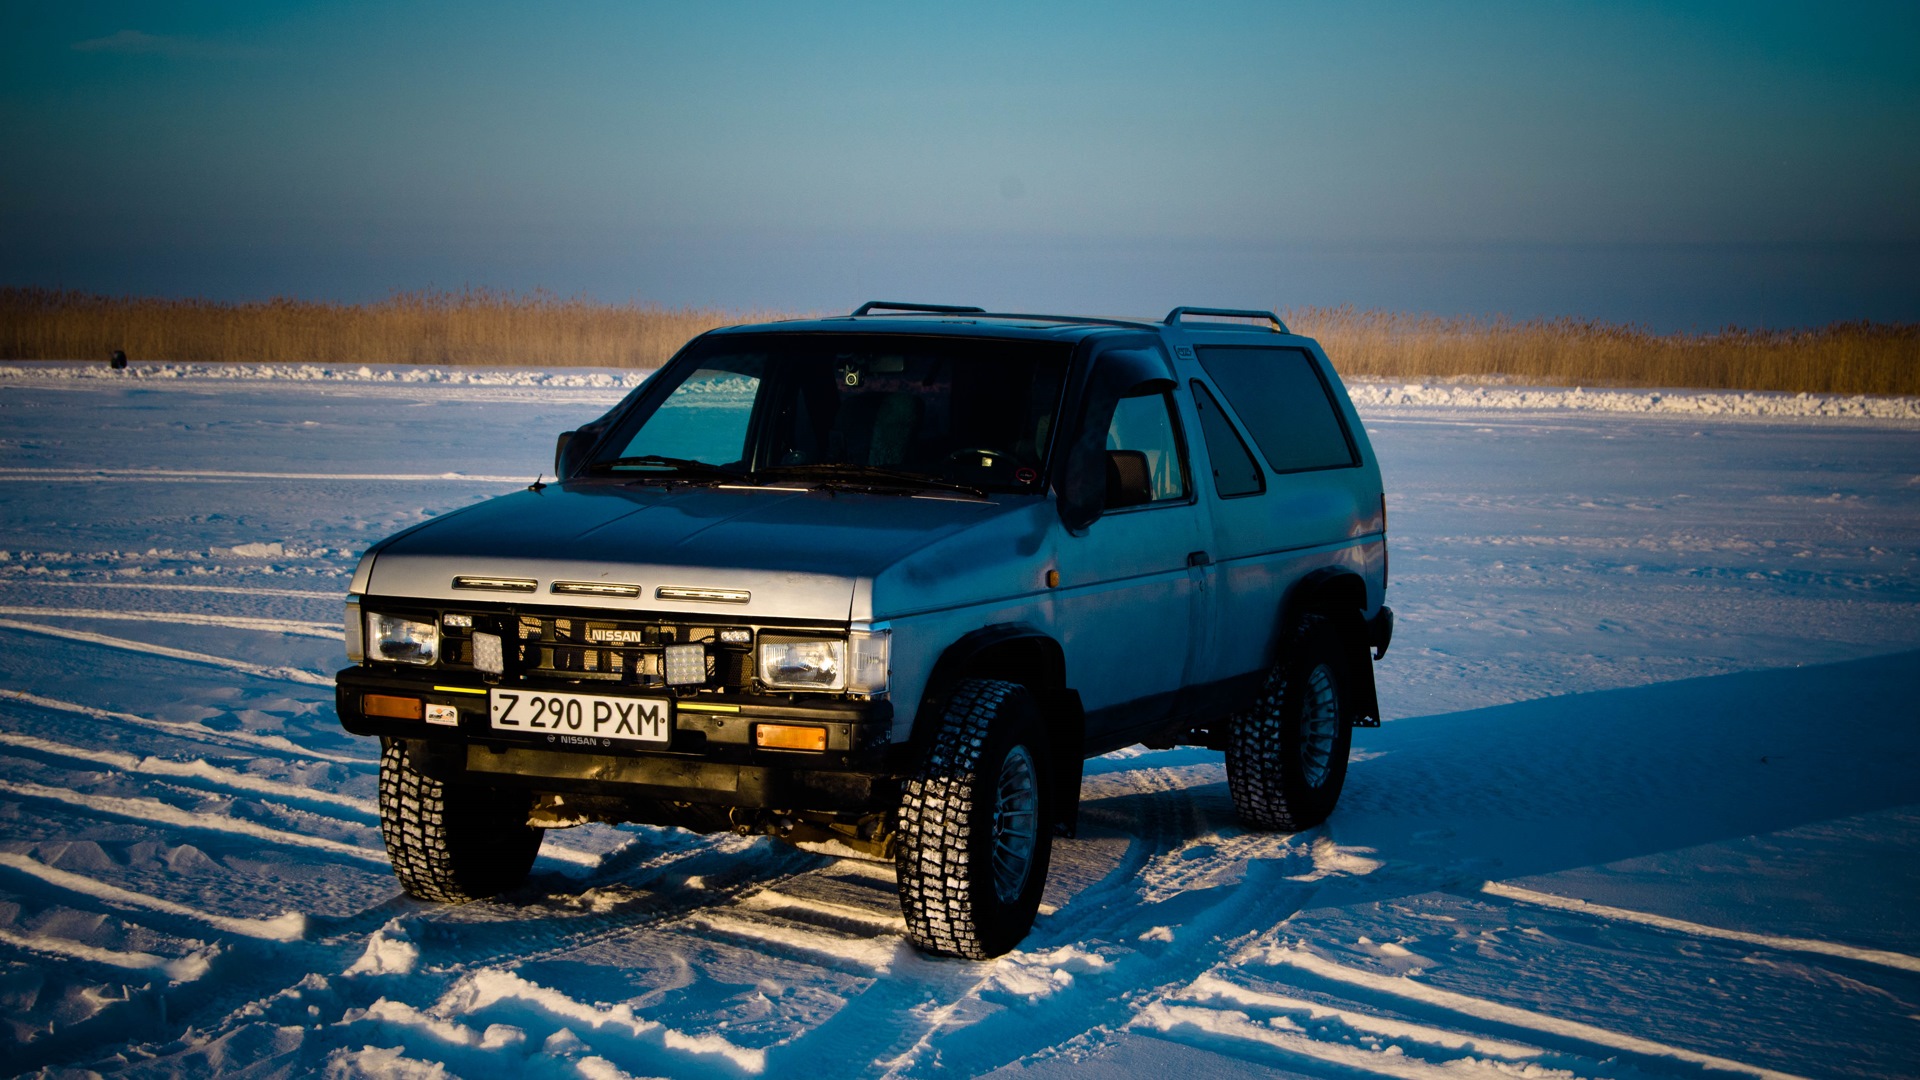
[554,411,617,479]
[555,429,603,479]
[1058,346,1175,533]
[1104,450,1153,508]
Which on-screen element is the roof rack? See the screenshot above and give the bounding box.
[852,301,988,316]
[1164,306,1288,333]
[845,303,1156,331]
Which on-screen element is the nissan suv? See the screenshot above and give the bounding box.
[336,302,1393,959]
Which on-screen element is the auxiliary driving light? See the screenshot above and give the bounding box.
[664,643,707,685]
[471,631,505,674]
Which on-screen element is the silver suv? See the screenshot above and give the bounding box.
[337,302,1393,958]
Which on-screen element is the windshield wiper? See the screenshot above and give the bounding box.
[586,455,744,481]
[751,463,988,499]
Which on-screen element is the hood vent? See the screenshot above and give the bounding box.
[552,580,642,598]
[452,575,538,593]
[656,585,750,604]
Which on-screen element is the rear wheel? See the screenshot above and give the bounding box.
[895,679,1054,959]
[378,738,544,902]
[1226,615,1356,831]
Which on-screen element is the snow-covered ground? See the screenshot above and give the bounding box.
[1,362,1916,1079]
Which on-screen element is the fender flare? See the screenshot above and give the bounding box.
[912,623,1087,837]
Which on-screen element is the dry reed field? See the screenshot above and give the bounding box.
[1284,305,1920,397]
[0,288,764,370]
[2,288,1914,395]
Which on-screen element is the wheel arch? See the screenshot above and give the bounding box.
[913,623,1087,836]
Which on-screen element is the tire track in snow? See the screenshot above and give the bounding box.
[864,769,1220,1075]
[318,833,823,982]
[0,778,387,865]
[0,689,372,766]
[1133,1003,1552,1080]
[1480,881,1920,974]
[0,617,332,684]
[750,761,1287,1078]
[1176,973,1549,1061]
[423,968,767,1074]
[0,925,212,982]
[0,730,374,815]
[162,836,828,1072]
[0,606,339,639]
[0,852,307,941]
[1232,943,1813,1080]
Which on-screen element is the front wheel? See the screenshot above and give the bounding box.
[378,739,545,902]
[895,679,1054,959]
[1226,615,1357,831]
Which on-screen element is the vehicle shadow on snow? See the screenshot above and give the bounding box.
[1317,648,1920,896]
[498,650,1919,949]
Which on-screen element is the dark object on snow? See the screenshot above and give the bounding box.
[109,350,127,370]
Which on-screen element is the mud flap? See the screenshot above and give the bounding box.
[1323,608,1382,728]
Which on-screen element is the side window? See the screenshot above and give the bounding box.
[1107,393,1189,503]
[614,364,762,466]
[1190,381,1264,497]
[1196,346,1357,473]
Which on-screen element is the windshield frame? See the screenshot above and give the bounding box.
[582,331,1078,495]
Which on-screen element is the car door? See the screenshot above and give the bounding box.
[1054,388,1215,751]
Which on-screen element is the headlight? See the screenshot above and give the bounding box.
[757,630,888,694]
[366,612,439,665]
[759,636,845,690]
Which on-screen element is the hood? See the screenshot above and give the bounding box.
[361,480,1023,621]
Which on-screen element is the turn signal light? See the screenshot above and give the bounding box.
[364,694,423,720]
[754,724,827,751]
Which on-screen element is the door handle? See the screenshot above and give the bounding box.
[1187,551,1212,567]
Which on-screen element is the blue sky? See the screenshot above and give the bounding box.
[3,1,1916,329]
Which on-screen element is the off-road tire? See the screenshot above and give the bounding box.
[1226,614,1358,831]
[378,738,545,902]
[895,678,1053,960]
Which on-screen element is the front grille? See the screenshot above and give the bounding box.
[520,615,662,681]
[438,609,756,690]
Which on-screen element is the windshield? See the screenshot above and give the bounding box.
[588,333,1073,493]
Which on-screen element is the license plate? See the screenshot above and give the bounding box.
[489,689,672,746]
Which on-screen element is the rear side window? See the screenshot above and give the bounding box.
[1196,346,1357,473]
[1189,381,1264,497]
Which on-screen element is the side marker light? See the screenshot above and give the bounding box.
[364,694,423,720]
[755,724,828,751]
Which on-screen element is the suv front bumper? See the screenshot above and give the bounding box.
[336,667,899,812]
